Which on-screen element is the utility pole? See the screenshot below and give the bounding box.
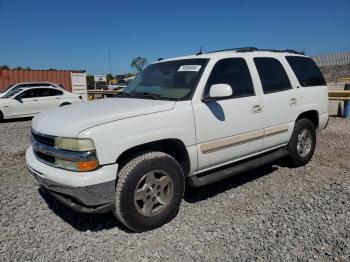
[107,48,113,85]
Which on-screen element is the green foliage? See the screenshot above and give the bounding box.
[131,57,147,72]
[0,65,9,70]
[126,72,136,78]
[86,75,94,85]
[107,73,114,83]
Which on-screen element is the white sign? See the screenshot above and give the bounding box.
[71,72,87,102]
[178,65,202,72]
[94,74,107,82]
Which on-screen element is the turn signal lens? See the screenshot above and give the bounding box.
[77,160,99,171]
[55,159,99,172]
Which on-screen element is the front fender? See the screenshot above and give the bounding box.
[78,101,197,166]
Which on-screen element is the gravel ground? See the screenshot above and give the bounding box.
[0,115,349,261]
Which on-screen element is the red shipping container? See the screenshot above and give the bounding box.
[0,69,85,93]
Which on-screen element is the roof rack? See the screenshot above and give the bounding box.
[207,47,305,55]
[207,47,257,54]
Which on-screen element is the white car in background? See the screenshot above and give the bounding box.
[0,86,82,120]
[0,82,65,98]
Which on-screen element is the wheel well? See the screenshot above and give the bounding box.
[116,139,191,177]
[296,110,319,128]
[59,102,71,107]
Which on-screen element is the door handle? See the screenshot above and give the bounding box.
[289,98,297,106]
[33,100,38,102]
[251,104,262,113]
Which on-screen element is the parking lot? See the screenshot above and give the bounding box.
[0,113,349,261]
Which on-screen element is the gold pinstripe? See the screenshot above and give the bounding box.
[200,123,289,154]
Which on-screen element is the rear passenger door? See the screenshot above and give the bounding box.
[193,58,265,171]
[37,88,63,112]
[253,57,299,150]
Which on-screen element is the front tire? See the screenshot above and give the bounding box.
[287,118,316,167]
[114,151,185,232]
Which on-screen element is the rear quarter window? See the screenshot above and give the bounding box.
[286,56,326,87]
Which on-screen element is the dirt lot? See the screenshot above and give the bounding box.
[0,116,349,261]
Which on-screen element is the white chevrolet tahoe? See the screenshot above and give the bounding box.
[26,47,329,232]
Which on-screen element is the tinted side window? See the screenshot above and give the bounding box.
[254,58,292,93]
[51,89,63,96]
[206,58,255,98]
[286,56,326,87]
[39,89,53,97]
[39,88,62,96]
[19,89,41,98]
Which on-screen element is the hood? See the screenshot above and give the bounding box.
[32,98,176,137]
[0,97,10,103]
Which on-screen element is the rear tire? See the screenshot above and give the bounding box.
[0,111,3,122]
[114,151,185,232]
[286,118,316,167]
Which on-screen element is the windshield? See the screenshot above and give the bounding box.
[4,84,14,91]
[122,58,209,100]
[1,88,23,98]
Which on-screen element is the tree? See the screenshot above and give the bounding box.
[131,57,147,72]
[24,67,32,70]
[107,73,114,84]
[0,65,10,70]
[86,75,94,85]
[14,66,24,70]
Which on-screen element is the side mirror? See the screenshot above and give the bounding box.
[14,96,23,103]
[203,84,233,102]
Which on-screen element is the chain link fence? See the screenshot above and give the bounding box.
[312,50,350,67]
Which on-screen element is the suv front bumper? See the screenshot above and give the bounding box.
[26,147,118,213]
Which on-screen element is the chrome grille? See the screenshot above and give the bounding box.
[31,131,55,147]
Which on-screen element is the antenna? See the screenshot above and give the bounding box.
[107,48,112,75]
[196,46,203,56]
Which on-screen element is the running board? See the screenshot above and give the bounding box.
[188,148,289,187]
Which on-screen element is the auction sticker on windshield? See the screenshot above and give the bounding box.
[178,65,202,72]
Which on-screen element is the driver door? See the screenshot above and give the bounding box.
[193,58,265,171]
[10,89,41,117]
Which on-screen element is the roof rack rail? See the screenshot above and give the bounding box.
[207,47,258,54]
[206,47,305,55]
[244,48,305,55]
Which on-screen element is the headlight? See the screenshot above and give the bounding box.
[55,137,95,151]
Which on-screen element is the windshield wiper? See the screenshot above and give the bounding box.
[122,92,162,100]
[135,92,162,100]
[114,92,162,100]
[113,92,134,98]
